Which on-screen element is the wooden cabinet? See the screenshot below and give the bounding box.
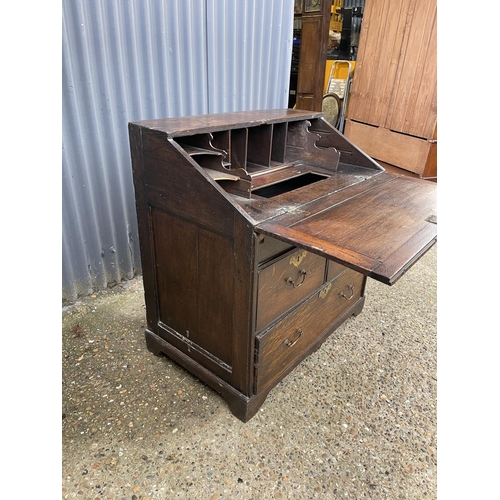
[294,0,332,111]
[344,0,437,178]
[129,109,436,422]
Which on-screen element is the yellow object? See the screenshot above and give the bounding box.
[330,0,343,32]
[324,60,356,95]
[323,60,356,131]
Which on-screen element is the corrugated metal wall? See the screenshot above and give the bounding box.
[62,0,294,303]
[343,0,365,7]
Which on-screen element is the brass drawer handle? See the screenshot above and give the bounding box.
[286,269,307,288]
[340,284,355,300]
[284,328,303,347]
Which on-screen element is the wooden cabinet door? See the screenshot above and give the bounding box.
[345,0,437,176]
[348,0,436,138]
[295,0,332,111]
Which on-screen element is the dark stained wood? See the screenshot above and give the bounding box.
[256,268,365,393]
[228,214,257,395]
[129,109,437,422]
[128,124,158,331]
[256,249,327,332]
[285,120,341,170]
[247,124,273,167]
[142,133,235,235]
[255,174,436,285]
[251,295,367,406]
[271,122,288,163]
[239,168,390,225]
[295,1,332,111]
[210,130,230,155]
[257,234,294,265]
[152,210,199,342]
[249,164,313,190]
[230,128,248,170]
[134,109,323,137]
[156,322,232,383]
[197,227,236,366]
[145,329,265,422]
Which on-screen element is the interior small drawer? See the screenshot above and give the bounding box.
[256,248,327,332]
[257,235,294,265]
[255,268,365,393]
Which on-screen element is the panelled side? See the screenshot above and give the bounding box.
[130,126,256,392]
[152,209,235,382]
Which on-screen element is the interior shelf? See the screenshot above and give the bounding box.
[204,168,240,181]
[176,117,381,199]
[181,145,224,157]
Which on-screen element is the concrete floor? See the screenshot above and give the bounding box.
[62,245,436,500]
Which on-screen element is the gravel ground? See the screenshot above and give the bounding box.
[62,245,436,500]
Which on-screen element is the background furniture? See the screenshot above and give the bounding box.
[344,0,437,179]
[294,0,332,111]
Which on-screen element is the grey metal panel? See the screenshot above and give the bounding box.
[206,0,294,113]
[343,0,365,8]
[62,0,293,302]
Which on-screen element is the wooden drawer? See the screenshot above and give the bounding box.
[255,268,364,393]
[256,248,327,332]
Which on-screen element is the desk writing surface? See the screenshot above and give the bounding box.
[256,173,437,285]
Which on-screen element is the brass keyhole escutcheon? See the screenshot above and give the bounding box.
[319,283,332,299]
[289,250,307,267]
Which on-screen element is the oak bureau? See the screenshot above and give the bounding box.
[128,109,437,422]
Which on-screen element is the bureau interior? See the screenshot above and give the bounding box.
[176,117,378,199]
[251,172,329,198]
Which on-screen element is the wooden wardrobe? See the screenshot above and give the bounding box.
[344,0,437,179]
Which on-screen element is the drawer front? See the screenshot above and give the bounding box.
[256,248,327,332]
[255,268,364,393]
